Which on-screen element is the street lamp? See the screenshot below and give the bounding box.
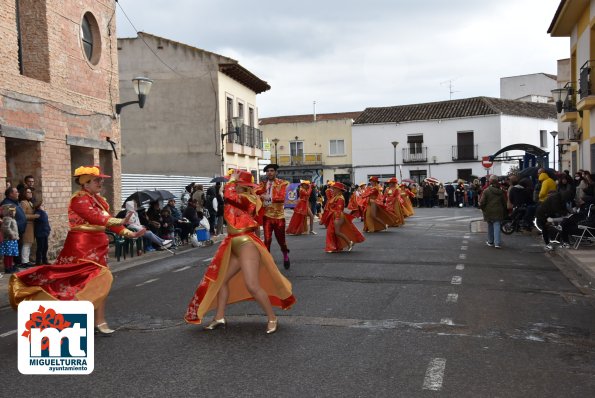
[549,130,558,170]
[391,141,399,177]
[220,116,243,173]
[116,76,154,114]
[272,138,279,164]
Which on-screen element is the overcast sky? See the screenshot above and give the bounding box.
[116,0,569,118]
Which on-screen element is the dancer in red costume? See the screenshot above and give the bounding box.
[361,176,398,232]
[324,182,365,253]
[384,177,405,227]
[255,164,291,269]
[8,166,145,334]
[185,170,295,333]
[400,184,415,217]
[286,180,316,235]
[319,181,335,227]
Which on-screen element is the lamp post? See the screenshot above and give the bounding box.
[391,141,399,177]
[220,116,243,173]
[272,138,279,164]
[116,77,154,114]
[549,130,558,170]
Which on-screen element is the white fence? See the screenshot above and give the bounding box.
[121,173,214,209]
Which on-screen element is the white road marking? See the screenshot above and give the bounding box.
[0,330,17,338]
[463,235,470,239]
[460,246,468,251]
[438,216,473,221]
[203,257,213,262]
[440,318,454,325]
[459,253,467,259]
[173,265,191,273]
[136,278,159,287]
[446,293,458,303]
[456,264,465,270]
[451,276,462,285]
[422,358,447,391]
[462,240,468,244]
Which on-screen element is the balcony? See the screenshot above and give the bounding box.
[402,146,427,163]
[226,124,263,157]
[452,145,478,161]
[278,153,323,167]
[577,61,595,113]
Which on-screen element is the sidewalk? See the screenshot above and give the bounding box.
[0,234,226,309]
[471,220,595,290]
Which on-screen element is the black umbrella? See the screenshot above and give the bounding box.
[123,190,175,207]
[153,190,175,201]
[210,176,228,183]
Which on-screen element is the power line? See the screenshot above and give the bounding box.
[116,1,186,77]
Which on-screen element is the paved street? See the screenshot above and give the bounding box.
[1,207,595,397]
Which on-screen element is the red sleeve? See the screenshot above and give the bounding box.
[70,195,111,226]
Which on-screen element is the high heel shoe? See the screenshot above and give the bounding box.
[95,322,115,335]
[204,318,226,330]
[266,318,278,334]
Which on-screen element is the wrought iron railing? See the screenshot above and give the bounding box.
[402,146,427,163]
[579,61,593,99]
[451,144,478,161]
[226,125,263,149]
[278,153,323,166]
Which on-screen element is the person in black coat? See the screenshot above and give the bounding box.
[33,201,51,265]
[181,199,200,241]
[445,183,455,207]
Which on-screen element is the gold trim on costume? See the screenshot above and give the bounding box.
[119,229,135,238]
[71,224,106,232]
[106,217,124,227]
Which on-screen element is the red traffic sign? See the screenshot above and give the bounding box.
[481,156,493,169]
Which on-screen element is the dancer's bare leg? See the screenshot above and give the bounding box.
[333,218,351,247]
[213,255,242,319]
[94,299,106,326]
[238,243,276,321]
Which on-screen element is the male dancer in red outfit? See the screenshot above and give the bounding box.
[256,164,291,269]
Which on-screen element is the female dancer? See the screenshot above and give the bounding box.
[361,176,398,232]
[324,182,365,253]
[286,180,315,235]
[185,170,296,334]
[9,166,145,334]
[383,177,405,227]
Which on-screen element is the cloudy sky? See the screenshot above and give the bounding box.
[115,0,568,118]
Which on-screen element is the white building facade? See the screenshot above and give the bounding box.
[352,97,557,184]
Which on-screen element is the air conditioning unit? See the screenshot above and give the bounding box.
[568,124,582,142]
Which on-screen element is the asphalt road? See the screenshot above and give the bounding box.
[1,207,595,397]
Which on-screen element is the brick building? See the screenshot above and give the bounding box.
[0,0,121,258]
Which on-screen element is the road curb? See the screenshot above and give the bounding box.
[555,247,595,288]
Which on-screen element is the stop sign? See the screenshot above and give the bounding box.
[481,156,493,168]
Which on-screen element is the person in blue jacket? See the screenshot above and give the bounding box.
[34,201,51,265]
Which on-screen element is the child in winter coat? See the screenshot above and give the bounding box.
[1,204,20,273]
[34,201,51,265]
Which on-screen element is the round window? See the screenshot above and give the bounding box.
[80,12,101,65]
